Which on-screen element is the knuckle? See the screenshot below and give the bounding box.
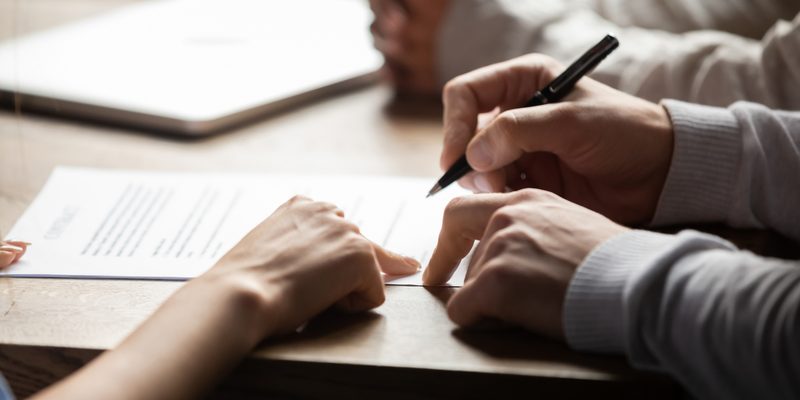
[493,227,527,247]
[442,79,463,99]
[442,77,471,105]
[371,290,387,308]
[494,111,520,135]
[313,201,343,216]
[489,206,515,227]
[482,233,511,259]
[341,233,373,257]
[319,218,358,239]
[516,54,562,85]
[479,261,518,290]
[444,196,467,217]
[482,226,530,260]
[340,219,361,234]
[288,194,311,205]
[513,188,549,203]
[317,201,338,211]
[372,288,386,307]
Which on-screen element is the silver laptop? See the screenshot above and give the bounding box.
[0,0,382,135]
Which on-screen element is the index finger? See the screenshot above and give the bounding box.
[371,240,420,276]
[440,54,560,170]
[423,193,513,285]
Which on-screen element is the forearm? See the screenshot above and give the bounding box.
[536,12,800,109]
[565,230,800,399]
[439,3,800,109]
[27,196,399,399]
[586,0,799,38]
[655,100,800,241]
[33,277,265,400]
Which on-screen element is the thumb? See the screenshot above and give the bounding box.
[465,104,583,172]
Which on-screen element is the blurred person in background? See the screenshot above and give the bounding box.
[370,0,800,109]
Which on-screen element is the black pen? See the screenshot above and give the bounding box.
[426,34,619,198]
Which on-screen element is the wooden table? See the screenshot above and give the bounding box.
[0,2,681,398]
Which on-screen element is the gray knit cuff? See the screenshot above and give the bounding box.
[563,230,677,354]
[652,100,741,226]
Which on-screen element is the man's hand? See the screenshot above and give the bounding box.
[369,0,450,94]
[441,54,675,225]
[423,189,627,339]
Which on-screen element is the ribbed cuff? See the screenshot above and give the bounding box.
[563,230,677,354]
[652,100,741,226]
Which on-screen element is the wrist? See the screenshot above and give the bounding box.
[178,272,278,349]
[580,223,630,265]
[61,273,278,400]
[640,103,675,223]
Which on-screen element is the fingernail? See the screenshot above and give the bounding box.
[403,256,421,271]
[468,140,493,169]
[0,245,23,253]
[474,174,493,193]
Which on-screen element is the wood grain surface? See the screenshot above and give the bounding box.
[0,1,683,398]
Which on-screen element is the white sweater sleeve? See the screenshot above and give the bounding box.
[586,0,799,38]
[564,230,800,400]
[437,1,800,109]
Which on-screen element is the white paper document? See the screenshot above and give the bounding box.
[3,167,471,286]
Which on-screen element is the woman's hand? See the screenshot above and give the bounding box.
[0,240,28,268]
[199,195,420,340]
[33,196,419,400]
[441,54,675,225]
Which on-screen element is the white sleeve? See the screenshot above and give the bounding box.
[437,2,800,109]
[586,0,799,38]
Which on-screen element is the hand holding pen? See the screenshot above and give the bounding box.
[428,35,619,197]
[430,35,676,224]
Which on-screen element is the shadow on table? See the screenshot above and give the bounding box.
[279,307,384,343]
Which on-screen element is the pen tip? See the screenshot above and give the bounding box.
[426,183,442,198]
